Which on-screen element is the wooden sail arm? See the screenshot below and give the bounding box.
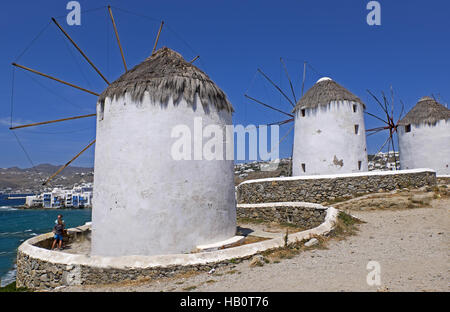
[152,21,164,55]
[189,55,200,64]
[51,18,110,85]
[367,90,390,117]
[258,118,294,128]
[366,126,389,132]
[257,68,295,107]
[244,94,294,118]
[11,62,100,96]
[280,57,297,103]
[107,6,127,72]
[9,113,96,130]
[364,111,390,126]
[42,139,96,186]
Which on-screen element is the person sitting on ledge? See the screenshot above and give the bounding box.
[51,219,65,250]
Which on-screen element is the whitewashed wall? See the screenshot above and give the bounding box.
[91,92,236,257]
[292,100,368,176]
[398,119,450,175]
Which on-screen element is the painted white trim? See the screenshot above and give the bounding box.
[196,236,245,252]
[237,202,326,209]
[239,168,436,185]
[18,207,338,270]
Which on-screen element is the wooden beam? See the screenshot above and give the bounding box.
[364,111,390,125]
[42,139,96,185]
[301,61,306,96]
[52,18,110,85]
[244,94,294,118]
[107,6,127,72]
[366,126,388,132]
[189,55,200,64]
[9,113,96,130]
[152,21,164,55]
[12,62,100,96]
[257,68,295,107]
[259,118,294,128]
[280,57,297,103]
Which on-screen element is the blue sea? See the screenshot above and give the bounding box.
[0,194,91,286]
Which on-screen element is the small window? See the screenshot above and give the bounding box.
[353,104,357,113]
[354,124,359,135]
[358,161,362,170]
[301,163,306,172]
[99,102,105,121]
[405,124,411,133]
[301,109,306,117]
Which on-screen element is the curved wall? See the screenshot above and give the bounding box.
[398,119,450,175]
[92,92,236,256]
[292,100,368,176]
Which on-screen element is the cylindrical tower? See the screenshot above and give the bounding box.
[398,96,450,175]
[292,77,368,176]
[91,47,236,256]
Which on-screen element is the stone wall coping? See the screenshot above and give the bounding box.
[237,202,327,209]
[239,168,436,185]
[437,175,450,178]
[18,207,338,270]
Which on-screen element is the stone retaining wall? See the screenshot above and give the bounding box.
[237,169,436,204]
[237,202,327,229]
[16,207,338,290]
[437,175,450,185]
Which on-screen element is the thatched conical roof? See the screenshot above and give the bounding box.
[398,96,450,126]
[98,47,233,113]
[292,77,364,113]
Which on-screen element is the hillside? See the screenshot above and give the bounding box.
[0,164,93,194]
[0,153,396,193]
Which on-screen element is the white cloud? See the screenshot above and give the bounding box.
[0,117,36,128]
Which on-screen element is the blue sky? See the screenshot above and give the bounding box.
[0,0,449,168]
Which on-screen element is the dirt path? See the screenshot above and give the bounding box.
[56,198,449,292]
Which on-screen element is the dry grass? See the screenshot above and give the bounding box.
[329,212,364,240]
[232,235,270,248]
[332,189,440,212]
[252,212,361,264]
[182,285,197,291]
[237,218,308,234]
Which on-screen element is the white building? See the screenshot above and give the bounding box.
[30,183,93,209]
[292,77,368,176]
[25,195,43,208]
[398,96,450,174]
[91,47,236,257]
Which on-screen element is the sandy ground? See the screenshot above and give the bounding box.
[56,197,449,292]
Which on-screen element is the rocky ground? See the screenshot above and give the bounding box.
[54,186,449,292]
